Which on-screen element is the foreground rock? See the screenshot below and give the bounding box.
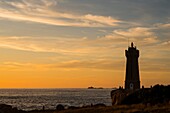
[111,84,170,105]
[1,103,169,113]
[0,104,26,113]
[54,103,170,113]
[56,104,65,111]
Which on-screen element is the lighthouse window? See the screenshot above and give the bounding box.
[130,83,134,90]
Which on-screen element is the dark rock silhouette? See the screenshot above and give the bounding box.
[68,106,79,110]
[122,84,170,105]
[93,103,106,107]
[56,104,65,111]
[0,104,26,113]
[111,84,170,105]
[111,89,133,105]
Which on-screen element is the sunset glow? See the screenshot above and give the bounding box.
[0,0,169,88]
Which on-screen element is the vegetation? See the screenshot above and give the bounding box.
[27,103,170,113]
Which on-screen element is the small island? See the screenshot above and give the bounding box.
[88,86,103,89]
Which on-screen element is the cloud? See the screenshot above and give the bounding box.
[0,26,164,58]
[97,27,170,71]
[83,14,121,26]
[154,23,170,28]
[114,27,154,38]
[1,56,169,72]
[160,23,170,28]
[0,0,121,27]
[0,36,115,56]
[154,40,170,51]
[41,0,57,7]
[0,37,84,54]
[54,59,124,70]
[161,41,170,46]
[0,25,169,73]
[0,59,123,71]
[100,27,159,46]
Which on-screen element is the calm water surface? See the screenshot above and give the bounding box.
[0,88,112,111]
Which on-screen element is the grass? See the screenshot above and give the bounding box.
[27,103,170,113]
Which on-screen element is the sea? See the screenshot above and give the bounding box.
[0,88,113,111]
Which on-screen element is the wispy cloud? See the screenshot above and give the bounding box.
[0,26,168,57]
[1,57,169,72]
[0,27,169,72]
[0,59,123,71]
[0,36,114,60]
[0,0,121,27]
[99,27,159,46]
[0,37,89,54]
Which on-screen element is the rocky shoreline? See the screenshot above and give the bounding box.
[0,103,170,113]
[0,84,170,113]
[0,103,106,113]
[111,84,170,105]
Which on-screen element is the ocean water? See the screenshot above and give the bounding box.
[0,88,113,111]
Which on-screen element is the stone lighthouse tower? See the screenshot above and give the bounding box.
[125,42,140,90]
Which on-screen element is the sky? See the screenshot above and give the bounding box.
[0,0,169,88]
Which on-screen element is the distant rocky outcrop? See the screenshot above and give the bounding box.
[111,84,170,105]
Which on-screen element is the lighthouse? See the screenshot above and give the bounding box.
[125,42,140,90]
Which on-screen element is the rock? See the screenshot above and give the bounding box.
[0,104,14,113]
[111,89,133,105]
[111,84,170,105]
[68,106,79,109]
[0,104,25,113]
[93,103,106,107]
[56,104,65,111]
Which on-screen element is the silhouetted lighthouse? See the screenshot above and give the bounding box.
[125,42,140,90]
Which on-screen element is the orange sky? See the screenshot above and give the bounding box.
[0,0,169,88]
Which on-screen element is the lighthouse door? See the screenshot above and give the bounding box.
[130,83,134,90]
